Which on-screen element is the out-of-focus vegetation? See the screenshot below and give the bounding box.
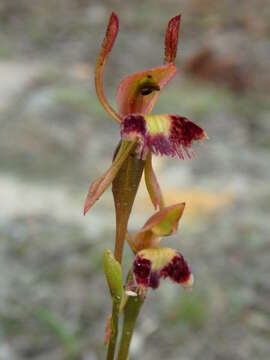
[0,1,270,359]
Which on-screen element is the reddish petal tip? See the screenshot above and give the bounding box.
[169,14,182,24]
[109,12,119,27]
[103,12,119,54]
[164,14,182,64]
[83,200,90,216]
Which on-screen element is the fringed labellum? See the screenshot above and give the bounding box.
[121,114,207,160]
[133,247,194,290]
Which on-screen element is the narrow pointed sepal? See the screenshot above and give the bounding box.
[144,152,164,210]
[133,247,193,290]
[95,12,121,123]
[164,14,181,64]
[121,114,208,160]
[116,63,177,116]
[131,203,185,252]
[83,141,135,215]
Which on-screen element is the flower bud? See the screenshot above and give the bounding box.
[103,249,123,300]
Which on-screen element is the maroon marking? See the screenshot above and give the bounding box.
[148,134,172,156]
[133,256,152,287]
[149,271,160,289]
[161,253,191,284]
[121,114,147,137]
[170,115,205,149]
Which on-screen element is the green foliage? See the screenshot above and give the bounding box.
[167,290,208,329]
[0,315,23,335]
[34,307,80,359]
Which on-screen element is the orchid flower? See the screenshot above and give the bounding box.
[133,247,193,291]
[84,14,210,360]
[126,203,193,293]
[84,12,207,215]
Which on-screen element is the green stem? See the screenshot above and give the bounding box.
[116,296,144,360]
[106,298,121,360]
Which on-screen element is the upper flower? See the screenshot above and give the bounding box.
[84,12,207,214]
[121,114,206,160]
[95,12,180,121]
[95,12,207,156]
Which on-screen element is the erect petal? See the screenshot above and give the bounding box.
[121,114,208,159]
[133,247,193,290]
[83,141,135,215]
[95,12,121,123]
[116,63,177,116]
[144,152,164,210]
[131,203,185,252]
[164,14,181,64]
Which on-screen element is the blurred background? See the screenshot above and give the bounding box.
[0,1,270,359]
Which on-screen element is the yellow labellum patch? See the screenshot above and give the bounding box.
[138,247,176,271]
[145,115,170,136]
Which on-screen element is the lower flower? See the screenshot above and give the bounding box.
[133,247,194,290]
